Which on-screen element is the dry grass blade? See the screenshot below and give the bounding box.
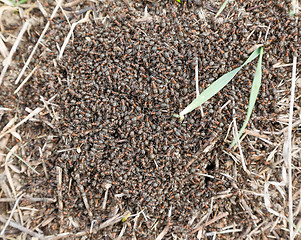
[192,212,229,233]
[95,211,131,232]
[15,0,63,85]
[287,55,297,239]
[0,214,44,239]
[155,226,169,240]
[5,146,39,174]
[37,0,48,17]
[116,224,127,240]
[0,35,8,58]
[4,145,18,197]
[270,54,300,239]
[232,118,250,175]
[58,10,91,60]
[56,166,63,233]
[0,107,43,140]
[0,107,11,112]
[74,173,93,218]
[14,66,37,94]
[0,196,56,203]
[0,193,24,237]
[0,20,30,85]
[0,0,15,7]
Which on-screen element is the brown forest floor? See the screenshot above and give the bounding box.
[0,0,300,239]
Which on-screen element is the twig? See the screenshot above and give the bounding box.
[0,21,30,85]
[89,220,97,234]
[38,146,49,178]
[0,107,12,112]
[243,129,268,139]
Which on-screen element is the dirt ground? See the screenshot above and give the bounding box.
[0,0,300,239]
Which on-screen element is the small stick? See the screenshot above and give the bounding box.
[0,107,12,112]
[89,220,97,234]
[277,119,301,135]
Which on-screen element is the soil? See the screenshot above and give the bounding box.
[0,0,300,239]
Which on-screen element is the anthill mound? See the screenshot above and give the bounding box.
[10,0,300,238]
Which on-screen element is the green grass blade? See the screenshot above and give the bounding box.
[180,68,240,119]
[230,47,264,148]
[179,47,261,120]
[215,0,229,18]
